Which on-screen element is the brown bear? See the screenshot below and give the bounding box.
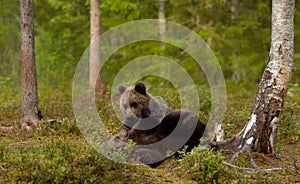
[110,82,206,167]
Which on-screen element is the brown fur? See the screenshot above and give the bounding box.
[128,88,150,118]
[126,110,206,152]
[113,82,206,167]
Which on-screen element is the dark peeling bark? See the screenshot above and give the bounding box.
[20,0,42,129]
[214,0,295,166]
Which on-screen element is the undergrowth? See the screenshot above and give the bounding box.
[0,82,299,183]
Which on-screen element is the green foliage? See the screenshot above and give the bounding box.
[1,0,300,88]
[278,99,300,144]
[34,0,90,87]
[1,83,300,183]
[177,148,236,183]
[0,133,134,183]
[0,1,20,84]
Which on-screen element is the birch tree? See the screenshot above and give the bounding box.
[20,0,42,130]
[90,0,104,91]
[214,0,295,168]
[158,0,166,48]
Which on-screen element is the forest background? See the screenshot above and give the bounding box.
[0,0,300,183]
[1,0,300,87]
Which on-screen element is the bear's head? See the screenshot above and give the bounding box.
[118,82,171,122]
[119,82,152,119]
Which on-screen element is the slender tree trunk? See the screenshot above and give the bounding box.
[230,0,245,82]
[252,0,294,153]
[158,0,166,44]
[215,0,294,165]
[90,0,103,91]
[230,0,239,25]
[20,0,42,129]
[158,0,171,80]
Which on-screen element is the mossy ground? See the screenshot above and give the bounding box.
[0,82,299,183]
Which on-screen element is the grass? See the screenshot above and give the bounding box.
[0,81,299,183]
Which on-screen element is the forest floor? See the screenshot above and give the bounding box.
[0,82,299,183]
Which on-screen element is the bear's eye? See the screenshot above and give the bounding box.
[130,102,138,108]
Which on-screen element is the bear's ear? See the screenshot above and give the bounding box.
[135,82,147,95]
[118,85,127,94]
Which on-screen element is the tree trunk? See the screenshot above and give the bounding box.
[158,0,171,80]
[230,0,245,82]
[230,0,239,25]
[215,0,294,164]
[90,0,104,91]
[20,0,42,130]
[158,0,166,44]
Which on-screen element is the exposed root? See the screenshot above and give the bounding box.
[247,148,259,170]
[20,122,34,131]
[47,119,57,128]
[225,142,286,173]
[210,137,236,149]
[224,162,283,174]
[1,119,57,133]
[0,126,13,132]
[229,143,248,163]
[229,143,260,169]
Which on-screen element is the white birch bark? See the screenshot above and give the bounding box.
[159,0,171,79]
[158,0,166,46]
[251,0,295,153]
[214,0,295,162]
[230,0,239,24]
[237,0,294,154]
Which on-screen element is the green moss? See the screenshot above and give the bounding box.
[0,83,300,183]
